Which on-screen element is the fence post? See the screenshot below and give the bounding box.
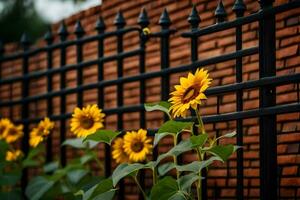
[114,10,126,200]
[20,32,31,193]
[95,16,110,177]
[0,39,3,79]
[58,21,69,167]
[187,5,210,199]
[74,20,85,108]
[233,0,246,199]
[44,27,54,162]
[258,0,277,200]
[137,7,149,200]
[0,39,3,110]
[159,9,171,104]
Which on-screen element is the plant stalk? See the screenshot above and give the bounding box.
[152,167,158,185]
[134,176,147,200]
[195,109,205,134]
[173,135,180,179]
[195,108,205,200]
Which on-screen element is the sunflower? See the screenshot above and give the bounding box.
[30,117,55,148]
[3,123,23,144]
[123,129,152,163]
[112,137,129,164]
[70,104,105,138]
[6,149,23,162]
[0,118,13,140]
[169,68,212,118]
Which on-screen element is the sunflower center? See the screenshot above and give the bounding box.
[80,117,94,129]
[131,141,144,153]
[182,86,199,103]
[8,128,17,136]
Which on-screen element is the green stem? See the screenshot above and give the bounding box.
[195,109,205,134]
[134,176,147,200]
[152,167,158,185]
[173,135,180,180]
[196,148,202,200]
[194,108,205,200]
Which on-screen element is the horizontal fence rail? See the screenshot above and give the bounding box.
[0,0,299,199]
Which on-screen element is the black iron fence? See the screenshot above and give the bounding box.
[0,0,300,199]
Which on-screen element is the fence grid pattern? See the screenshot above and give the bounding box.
[0,0,299,199]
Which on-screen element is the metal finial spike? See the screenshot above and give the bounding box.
[74,20,85,37]
[95,16,106,32]
[58,21,69,40]
[215,0,227,23]
[159,8,171,28]
[20,33,31,47]
[114,10,126,28]
[138,7,150,28]
[44,27,54,44]
[232,0,246,14]
[188,5,201,30]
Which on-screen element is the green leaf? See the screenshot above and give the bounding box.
[156,139,193,166]
[169,192,189,200]
[216,131,236,140]
[112,163,147,187]
[62,138,98,149]
[67,169,89,185]
[22,145,45,168]
[178,173,200,192]
[0,190,22,200]
[82,178,115,200]
[83,130,121,145]
[25,176,55,200]
[144,101,171,117]
[205,145,235,162]
[0,172,21,186]
[158,120,193,135]
[158,162,176,176]
[92,189,117,200]
[153,132,174,147]
[190,134,208,148]
[80,154,95,165]
[176,156,222,173]
[43,161,59,173]
[150,176,179,200]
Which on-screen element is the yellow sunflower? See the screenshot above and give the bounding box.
[70,104,105,138]
[169,68,212,118]
[30,117,55,148]
[6,149,23,162]
[112,137,129,164]
[0,118,13,140]
[123,129,152,163]
[3,123,23,144]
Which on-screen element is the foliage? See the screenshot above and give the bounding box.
[0,68,239,200]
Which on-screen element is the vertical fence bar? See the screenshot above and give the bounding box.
[0,39,3,113]
[187,5,208,199]
[0,39,3,79]
[20,33,30,191]
[44,28,54,162]
[114,11,126,200]
[258,0,277,200]
[95,16,109,177]
[159,9,171,104]
[58,22,69,167]
[188,5,199,65]
[137,8,149,200]
[233,0,246,199]
[74,20,85,108]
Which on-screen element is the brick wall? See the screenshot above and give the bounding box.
[0,0,299,199]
